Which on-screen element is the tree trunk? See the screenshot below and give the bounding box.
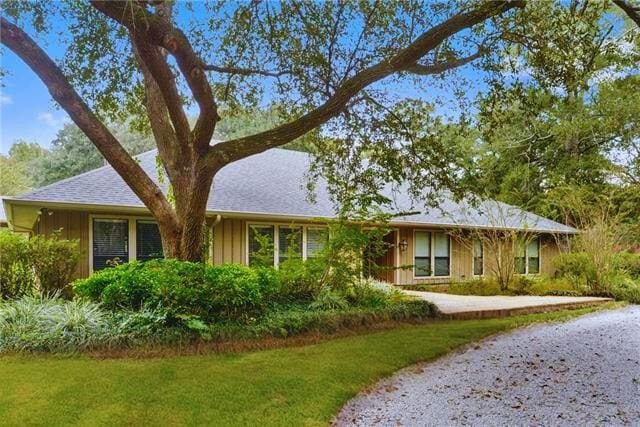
[156,163,218,262]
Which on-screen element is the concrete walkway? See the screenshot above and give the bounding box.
[404,290,611,319]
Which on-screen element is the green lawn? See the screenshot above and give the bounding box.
[0,304,618,427]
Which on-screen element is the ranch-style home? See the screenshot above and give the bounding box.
[2,148,576,284]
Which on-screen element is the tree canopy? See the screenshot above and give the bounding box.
[1,0,638,258]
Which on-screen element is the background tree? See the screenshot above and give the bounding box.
[467,0,640,238]
[0,141,47,195]
[0,0,523,260]
[33,122,156,187]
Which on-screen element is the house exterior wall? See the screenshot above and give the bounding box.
[30,208,563,283]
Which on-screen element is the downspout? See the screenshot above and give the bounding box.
[209,214,222,264]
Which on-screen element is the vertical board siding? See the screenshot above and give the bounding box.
[212,218,246,265]
[37,209,90,279]
[31,210,563,282]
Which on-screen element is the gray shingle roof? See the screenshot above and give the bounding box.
[10,149,576,233]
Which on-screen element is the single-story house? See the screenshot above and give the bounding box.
[2,148,576,284]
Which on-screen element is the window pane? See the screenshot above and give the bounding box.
[415,257,431,277]
[434,233,450,276]
[306,228,327,258]
[528,238,540,274]
[93,219,128,271]
[248,225,275,267]
[414,231,431,277]
[415,231,430,257]
[514,240,526,274]
[279,226,302,264]
[473,238,483,276]
[136,220,164,261]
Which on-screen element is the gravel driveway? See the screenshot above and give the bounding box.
[336,306,640,426]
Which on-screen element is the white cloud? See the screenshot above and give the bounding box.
[37,112,68,128]
[0,94,12,106]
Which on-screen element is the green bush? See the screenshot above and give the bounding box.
[347,279,404,308]
[0,230,79,298]
[74,260,274,322]
[553,252,597,289]
[0,231,34,298]
[275,258,324,302]
[613,252,640,280]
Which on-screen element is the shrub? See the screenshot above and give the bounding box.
[554,252,597,290]
[275,258,324,302]
[30,234,79,295]
[0,230,79,298]
[74,260,271,322]
[347,279,405,308]
[613,252,640,280]
[0,231,34,298]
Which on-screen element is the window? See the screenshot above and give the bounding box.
[514,237,540,274]
[434,232,450,276]
[306,227,327,258]
[93,219,128,271]
[136,220,164,261]
[414,231,451,278]
[515,242,527,274]
[473,238,484,276]
[248,225,275,267]
[414,231,431,277]
[527,238,540,274]
[278,226,302,264]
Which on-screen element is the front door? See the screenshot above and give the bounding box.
[363,230,397,283]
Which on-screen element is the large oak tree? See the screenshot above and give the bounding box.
[2,0,528,260]
[6,0,634,261]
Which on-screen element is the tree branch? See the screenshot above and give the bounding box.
[91,0,218,152]
[404,47,485,75]
[614,0,640,27]
[0,16,176,224]
[211,1,522,166]
[202,64,290,78]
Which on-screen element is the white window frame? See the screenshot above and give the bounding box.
[89,214,160,273]
[412,230,452,279]
[472,238,485,277]
[245,222,327,267]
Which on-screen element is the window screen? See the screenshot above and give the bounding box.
[93,218,128,271]
[136,220,164,262]
[306,228,327,259]
[414,231,431,277]
[473,238,483,276]
[434,232,450,276]
[248,225,275,267]
[528,238,540,274]
[278,226,302,264]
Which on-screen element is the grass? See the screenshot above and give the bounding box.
[0,303,620,426]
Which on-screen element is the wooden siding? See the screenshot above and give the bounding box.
[36,209,90,279]
[212,217,246,265]
[31,209,564,283]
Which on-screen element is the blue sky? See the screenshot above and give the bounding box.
[1,48,71,153]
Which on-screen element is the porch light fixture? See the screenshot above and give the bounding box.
[399,239,408,252]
